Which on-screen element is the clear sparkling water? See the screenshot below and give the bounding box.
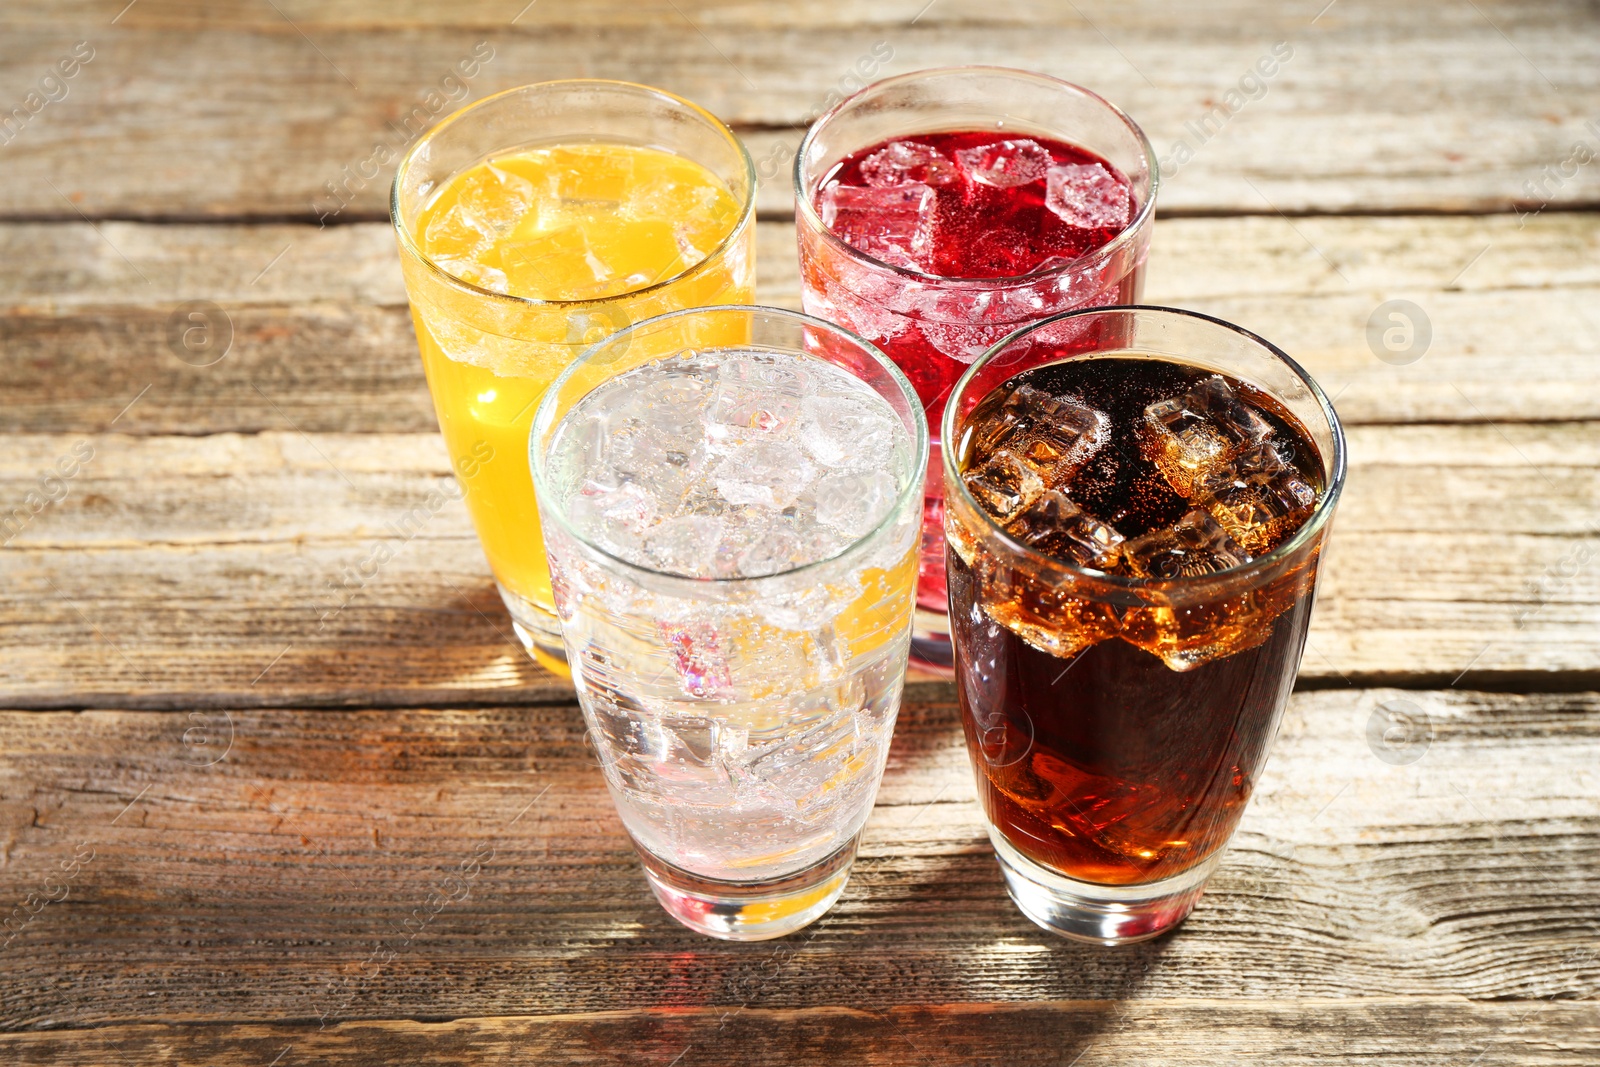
[541,347,921,882]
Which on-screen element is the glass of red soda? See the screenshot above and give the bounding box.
[794,67,1158,671]
[943,306,1346,944]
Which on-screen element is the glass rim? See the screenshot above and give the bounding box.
[940,304,1348,591]
[792,64,1160,286]
[390,79,758,311]
[530,304,932,588]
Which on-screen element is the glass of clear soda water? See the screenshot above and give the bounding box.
[529,305,928,939]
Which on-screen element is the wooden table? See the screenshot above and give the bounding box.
[2,2,1597,1063]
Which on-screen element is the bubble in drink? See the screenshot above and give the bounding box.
[540,346,921,882]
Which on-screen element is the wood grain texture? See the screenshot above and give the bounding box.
[0,689,1595,1033]
[3,4,1599,1062]
[0,421,1595,708]
[1,1002,1597,1066]
[0,3,1597,218]
[4,213,1599,436]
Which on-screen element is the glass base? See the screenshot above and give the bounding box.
[910,605,954,676]
[636,836,859,941]
[989,828,1217,945]
[495,581,571,679]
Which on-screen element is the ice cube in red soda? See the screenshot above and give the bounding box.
[817,131,1134,279]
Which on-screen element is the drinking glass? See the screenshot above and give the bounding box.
[392,80,756,675]
[943,306,1346,944]
[795,66,1157,670]
[530,306,928,940]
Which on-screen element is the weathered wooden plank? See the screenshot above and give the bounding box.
[4,214,1599,435]
[0,1001,1596,1066]
[5,0,1583,30]
[0,9,1596,217]
[0,420,1595,708]
[0,689,1594,1029]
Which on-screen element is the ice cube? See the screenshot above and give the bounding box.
[701,353,811,451]
[975,385,1109,485]
[1014,387,1111,484]
[657,619,732,698]
[962,449,1045,524]
[503,225,618,298]
[712,440,815,509]
[646,515,723,576]
[918,318,1014,365]
[658,714,727,777]
[796,392,900,470]
[813,469,898,541]
[818,182,935,263]
[429,254,509,294]
[1187,375,1275,444]
[616,371,710,436]
[720,350,816,398]
[735,524,805,577]
[1120,509,1249,579]
[1204,466,1317,555]
[568,480,657,542]
[1140,375,1274,499]
[626,171,722,219]
[673,223,713,265]
[1045,163,1132,230]
[809,276,907,344]
[454,164,535,241]
[603,427,700,504]
[704,382,801,452]
[859,140,961,188]
[1001,750,1188,865]
[545,146,634,207]
[1005,489,1125,570]
[424,208,491,260]
[964,224,1040,276]
[955,138,1052,188]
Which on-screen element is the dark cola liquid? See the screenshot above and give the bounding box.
[950,356,1324,885]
